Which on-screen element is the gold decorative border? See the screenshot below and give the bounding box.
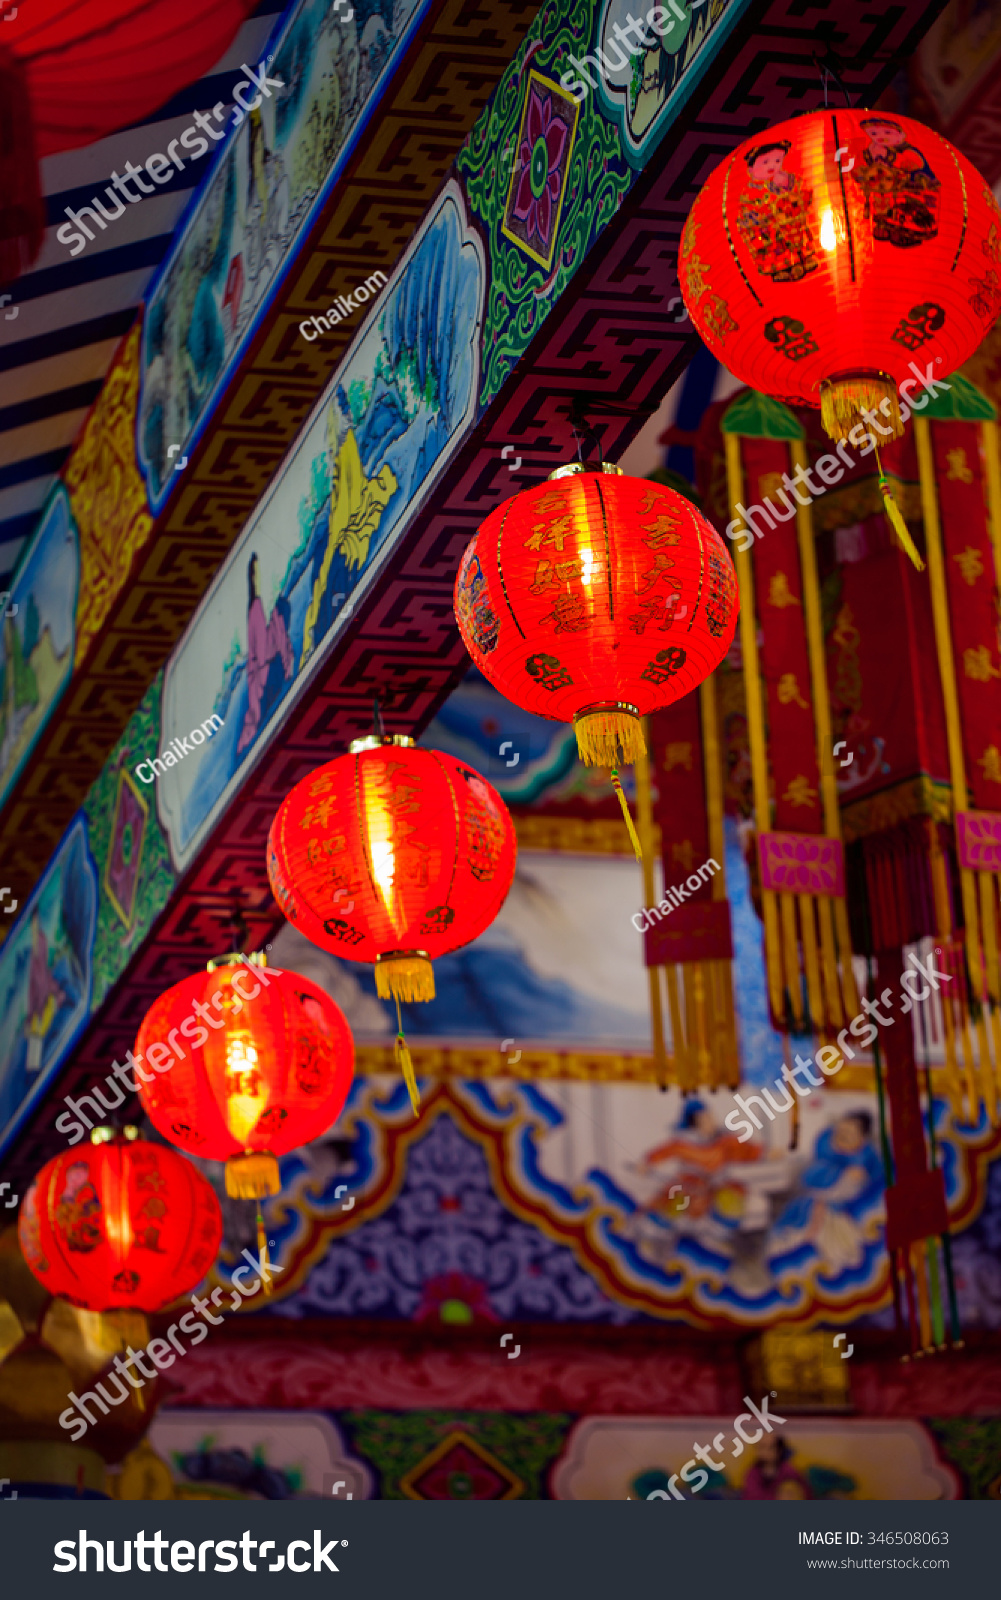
[513,815,661,856]
[840,775,952,844]
[354,1043,665,1083]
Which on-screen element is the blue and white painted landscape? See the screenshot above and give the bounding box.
[157,183,485,871]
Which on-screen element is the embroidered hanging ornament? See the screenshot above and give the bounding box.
[134,953,354,1240]
[678,108,1001,569]
[267,738,517,1115]
[453,462,738,857]
[18,1127,223,1356]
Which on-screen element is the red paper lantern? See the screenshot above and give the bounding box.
[133,954,354,1197]
[267,736,516,1029]
[0,0,258,280]
[18,1128,222,1340]
[453,464,738,769]
[679,109,1001,444]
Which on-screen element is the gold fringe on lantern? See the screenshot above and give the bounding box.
[375,951,435,1003]
[225,1150,280,1198]
[820,372,902,444]
[573,703,645,767]
[609,766,643,862]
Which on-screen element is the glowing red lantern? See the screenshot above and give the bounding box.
[453,464,737,771]
[133,954,354,1198]
[18,1127,222,1343]
[267,737,517,1110]
[679,109,1001,444]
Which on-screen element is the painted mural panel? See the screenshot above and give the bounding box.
[157,181,485,872]
[221,1078,998,1331]
[555,1417,960,1500]
[83,673,178,1013]
[137,0,429,509]
[270,845,654,1051]
[0,486,78,810]
[0,817,97,1151]
[457,0,750,408]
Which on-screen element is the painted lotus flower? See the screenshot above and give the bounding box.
[513,88,570,252]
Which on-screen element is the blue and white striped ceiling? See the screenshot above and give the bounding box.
[0,2,284,589]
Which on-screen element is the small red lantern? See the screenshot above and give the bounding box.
[18,1127,222,1345]
[679,109,1001,444]
[454,464,737,772]
[133,954,354,1198]
[267,737,517,1111]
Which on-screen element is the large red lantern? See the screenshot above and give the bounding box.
[453,464,738,773]
[267,737,517,1111]
[133,954,354,1199]
[679,109,1001,446]
[18,1127,222,1345]
[0,0,259,280]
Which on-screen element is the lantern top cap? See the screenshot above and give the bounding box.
[206,950,268,972]
[548,461,624,481]
[349,734,417,754]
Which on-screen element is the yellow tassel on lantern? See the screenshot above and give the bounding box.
[375,952,435,1003]
[820,373,902,443]
[573,703,645,767]
[395,1032,420,1116]
[879,472,925,571]
[256,1205,272,1299]
[225,1150,280,1198]
[609,766,643,862]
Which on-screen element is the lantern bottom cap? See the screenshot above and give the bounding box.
[375,951,435,1003]
[573,704,645,767]
[820,371,902,443]
[226,1150,280,1198]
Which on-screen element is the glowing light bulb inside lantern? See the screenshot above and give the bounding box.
[102,1153,134,1262]
[224,1033,267,1146]
[362,766,404,938]
[820,208,836,252]
[580,547,595,587]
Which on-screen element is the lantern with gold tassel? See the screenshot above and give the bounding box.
[18,1127,222,1355]
[454,462,738,858]
[134,954,354,1282]
[267,739,516,1115]
[680,108,1001,568]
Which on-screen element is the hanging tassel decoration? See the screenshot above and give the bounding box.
[877,461,925,571]
[394,995,420,1116]
[255,1203,272,1298]
[610,767,643,862]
